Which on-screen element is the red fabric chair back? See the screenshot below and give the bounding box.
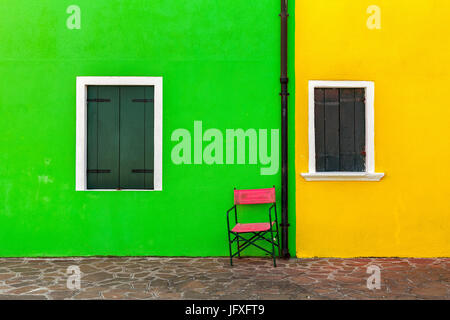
[234,187,276,205]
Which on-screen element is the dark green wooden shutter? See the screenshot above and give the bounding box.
[87,85,154,190]
[144,86,155,189]
[119,86,155,189]
[354,89,366,171]
[339,88,356,171]
[314,88,366,172]
[87,86,120,189]
[314,88,326,171]
[324,88,340,171]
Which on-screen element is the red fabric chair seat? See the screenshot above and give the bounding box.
[231,221,275,233]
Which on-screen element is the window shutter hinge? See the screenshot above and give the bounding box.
[87,99,111,102]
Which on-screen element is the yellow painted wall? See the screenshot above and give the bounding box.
[295,0,450,257]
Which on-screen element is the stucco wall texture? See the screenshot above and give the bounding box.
[295,0,450,257]
[0,0,296,257]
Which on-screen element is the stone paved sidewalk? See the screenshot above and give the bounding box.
[0,257,449,300]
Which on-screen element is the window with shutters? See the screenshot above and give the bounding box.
[76,77,162,191]
[301,81,384,181]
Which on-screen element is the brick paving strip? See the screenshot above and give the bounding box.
[0,257,449,300]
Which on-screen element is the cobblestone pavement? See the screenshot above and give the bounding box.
[0,257,449,300]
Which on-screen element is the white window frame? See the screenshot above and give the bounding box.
[75,76,163,191]
[301,80,384,181]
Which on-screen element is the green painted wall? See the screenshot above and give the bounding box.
[0,0,295,257]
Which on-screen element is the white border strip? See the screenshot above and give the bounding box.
[301,172,384,181]
[301,80,384,182]
[75,76,163,191]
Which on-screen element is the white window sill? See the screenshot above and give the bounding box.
[301,172,384,181]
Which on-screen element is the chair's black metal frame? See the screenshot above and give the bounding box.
[226,201,281,267]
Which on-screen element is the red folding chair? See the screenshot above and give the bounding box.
[226,187,280,267]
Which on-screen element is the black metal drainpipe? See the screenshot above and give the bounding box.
[280,0,290,259]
